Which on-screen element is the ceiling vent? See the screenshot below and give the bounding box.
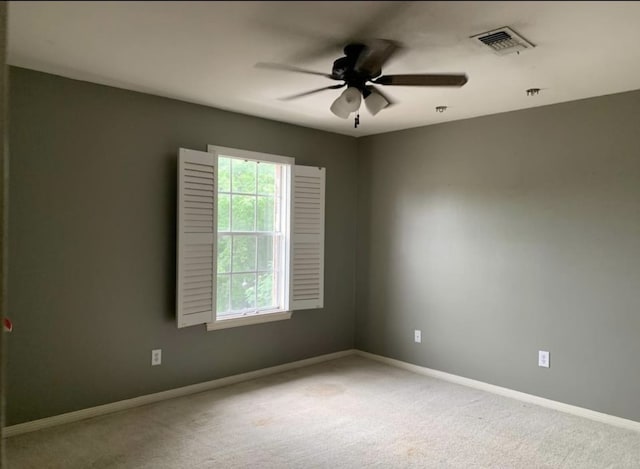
[470,27,535,55]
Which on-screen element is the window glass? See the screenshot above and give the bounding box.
[218,157,231,193]
[256,196,274,232]
[217,156,286,317]
[218,194,230,232]
[231,159,256,193]
[218,237,231,273]
[232,236,257,273]
[231,195,255,231]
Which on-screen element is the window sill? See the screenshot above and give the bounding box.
[206,311,292,331]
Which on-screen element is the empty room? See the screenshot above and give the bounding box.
[2,1,640,467]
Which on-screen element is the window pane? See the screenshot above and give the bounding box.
[257,273,275,309]
[232,235,256,273]
[218,194,230,232]
[217,274,230,314]
[257,196,275,232]
[231,195,255,231]
[257,236,274,271]
[215,151,290,320]
[231,159,256,194]
[231,273,256,311]
[258,163,276,195]
[218,236,231,273]
[218,157,231,193]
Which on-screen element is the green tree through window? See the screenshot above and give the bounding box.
[217,156,282,317]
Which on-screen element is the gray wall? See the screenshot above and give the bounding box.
[9,65,640,427]
[1,1,7,463]
[7,67,358,425]
[357,90,640,422]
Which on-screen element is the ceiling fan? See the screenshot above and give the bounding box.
[256,39,468,125]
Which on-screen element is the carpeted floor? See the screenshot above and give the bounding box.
[6,355,640,468]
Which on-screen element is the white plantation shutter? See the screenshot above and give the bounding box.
[176,148,217,328]
[290,165,326,310]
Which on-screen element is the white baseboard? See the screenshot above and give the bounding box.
[4,349,357,438]
[6,348,639,438]
[355,350,640,433]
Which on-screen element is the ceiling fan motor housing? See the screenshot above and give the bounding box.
[332,43,373,93]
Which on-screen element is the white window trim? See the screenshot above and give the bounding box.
[206,145,294,329]
[208,145,294,166]
[206,311,292,331]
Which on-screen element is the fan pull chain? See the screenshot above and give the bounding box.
[354,112,360,129]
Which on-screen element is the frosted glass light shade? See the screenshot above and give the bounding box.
[330,87,362,118]
[364,91,389,115]
[342,87,362,112]
[330,95,351,118]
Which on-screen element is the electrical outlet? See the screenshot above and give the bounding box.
[151,349,162,366]
[414,330,422,343]
[538,350,549,368]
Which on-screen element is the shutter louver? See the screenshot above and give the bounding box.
[291,165,325,310]
[177,148,217,328]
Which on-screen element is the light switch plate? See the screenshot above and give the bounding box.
[538,350,550,368]
[152,349,162,366]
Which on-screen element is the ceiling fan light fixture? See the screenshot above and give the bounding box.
[330,87,361,118]
[342,87,362,112]
[364,91,389,116]
[330,96,351,119]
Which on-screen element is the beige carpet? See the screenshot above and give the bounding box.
[6,355,640,468]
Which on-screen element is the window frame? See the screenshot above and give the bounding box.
[206,145,293,330]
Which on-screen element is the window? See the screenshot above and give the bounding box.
[216,155,290,319]
[176,146,325,330]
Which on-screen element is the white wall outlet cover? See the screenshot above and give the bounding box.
[538,350,550,368]
[152,349,162,366]
[414,330,422,343]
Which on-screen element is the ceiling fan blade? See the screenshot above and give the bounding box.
[255,62,334,79]
[286,42,345,66]
[355,39,402,77]
[349,2,412,45]
[279,2,412,65]
[374,74,468,87]
[279,84,345,101]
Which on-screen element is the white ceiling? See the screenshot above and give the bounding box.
[7,1,640,137]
